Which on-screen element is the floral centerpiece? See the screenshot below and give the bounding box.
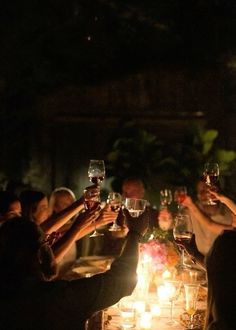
[136,227,180,294]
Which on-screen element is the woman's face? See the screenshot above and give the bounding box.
[52,193,75,214]
[33,197,49,225]
[4,201,22,220]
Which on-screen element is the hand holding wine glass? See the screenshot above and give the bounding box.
[160,189,172,208]
[202,162,219,205]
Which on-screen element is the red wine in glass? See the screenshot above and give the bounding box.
[89,176,105,185]
[88,160,105,186]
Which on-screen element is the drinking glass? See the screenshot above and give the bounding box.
[164,280,182,326]
[202,162,219,205]
[160,189,172,208]
[88,159,105,185]
[173,214,193,269]
[118,297,136,329]
[184,283,200,329]
[124,198,147,218]
[84,187,103,237]
[107,192,122,231]
[174,186,187,210]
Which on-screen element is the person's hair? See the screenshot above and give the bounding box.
[0,217,57,284]
[122,177,146,188]
[0,191,20,215]
[19,190,46,220]
[50,187,76,201]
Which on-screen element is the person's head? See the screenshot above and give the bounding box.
[0,191,21,223]
[122,177,146,199]
[0,217,57,283]
[49,187,76,215]
[20,190,49,225]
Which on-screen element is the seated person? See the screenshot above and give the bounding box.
[180,180,235,265]
[0,191,21,225]
[205,229,236,329]
[0,209,148,330]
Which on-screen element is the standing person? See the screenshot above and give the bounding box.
[0,209,148,330]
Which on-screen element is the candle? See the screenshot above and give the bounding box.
[162,269,171,279]
[134,300,146,314]
[139,311,152,329]
[150,303,161,318]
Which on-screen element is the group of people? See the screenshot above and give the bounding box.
[0,176,236,329]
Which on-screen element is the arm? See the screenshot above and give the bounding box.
[41,198,84,234]
[209,190,236,216]
[182,196,234,235]
[52,208,99,263]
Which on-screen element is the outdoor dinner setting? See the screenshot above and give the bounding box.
[1,1,236,330]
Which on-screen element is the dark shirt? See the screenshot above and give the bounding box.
[205,230,236,330]
[0,232,139,330]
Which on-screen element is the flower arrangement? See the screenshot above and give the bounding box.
[139,227,180,272]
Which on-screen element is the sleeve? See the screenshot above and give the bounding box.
[87,231,140,313]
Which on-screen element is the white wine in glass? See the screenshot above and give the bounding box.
[124,198,147,218]
[173,214,193,269]
[184,283,200,329]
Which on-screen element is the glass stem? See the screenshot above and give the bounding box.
[170,300,174,322]
[181,248,185,266]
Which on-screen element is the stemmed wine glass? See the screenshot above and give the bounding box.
[160,189,172,208]
[88,159,105,185]
[164,280,182,326]
[184,283,200,329]
[107,192,122,231]
[202,162,219,205]
[124,198,147,218]
[84,186,103,238]
[174,186,187,211]
[173,214,193,269]
[87,159,105,237]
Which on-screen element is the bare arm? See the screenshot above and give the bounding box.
[52,208,99,263]
[41,198,84,234]
[209,190,236,216]
[182,196,234,235]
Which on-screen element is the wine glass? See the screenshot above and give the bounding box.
[202,162,219,205]
[164,280,182,326]
[160,189,172,208]
[88,160,105,185]
[107,192,122,231]
[124,198,147,218]
[173,214,193,269]
[184,283,200,329]
[84,186,104,237]
[174,186,187,211]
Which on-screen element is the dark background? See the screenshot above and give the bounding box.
[0,0,236,199]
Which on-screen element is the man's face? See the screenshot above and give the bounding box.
[122,181,145,199]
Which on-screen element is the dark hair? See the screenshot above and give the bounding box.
[0,191,20,215]
[19,190,46,220]
[0,217,57,284]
